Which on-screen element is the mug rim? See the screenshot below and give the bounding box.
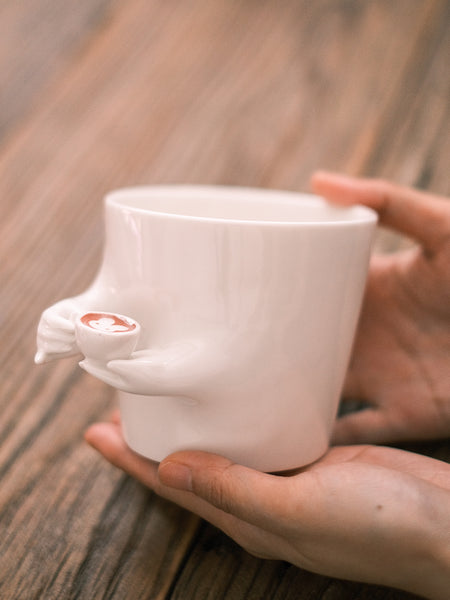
[105,185,377,227]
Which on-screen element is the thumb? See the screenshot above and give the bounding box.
[158,451,291,529]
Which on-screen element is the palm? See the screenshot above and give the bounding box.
[336,246,450,443]
[162,444,450,592]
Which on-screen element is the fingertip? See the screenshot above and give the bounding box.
[50,315,75,332]
[84,422,125,459]
[310,169,340,185]
[34,351,46,365]
[310,171,360,204]
[84,422,112,447]
[310,170,330,192]
[86,422,161,488]
[106,359,127,374]
[110,409,121,425]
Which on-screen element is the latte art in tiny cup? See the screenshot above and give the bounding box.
[81,313,137,333]
[75,312,140,363]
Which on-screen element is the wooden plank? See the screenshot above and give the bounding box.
[347,0,450,191]
[0,0,119,143]
[0,359,201,599]
[0,0,448,598]
[347,0,450,252]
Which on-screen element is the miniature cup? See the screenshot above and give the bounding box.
[75,312,140,364]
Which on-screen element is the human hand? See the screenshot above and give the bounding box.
[85,415,450,599]
[311,172,450,445]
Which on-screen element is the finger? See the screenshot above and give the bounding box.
[85,422,160,487]
[34,348,78,364]
[108,353,160,373]
[311,171,450,252]
[42,314,75,331]
[79,359,126,388]
[107,359,134,376]
[158,451,297,532]
[340,365,367,400]
[84,423,248,529]
[110,409,121,425]
[332,408,406,445]
[38,339,75,353]
[38,329,75,344]
[337,398,372,420]
[37,339,77,357]
[34,351,48,365]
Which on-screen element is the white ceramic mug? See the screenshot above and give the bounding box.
[36,185,376,471]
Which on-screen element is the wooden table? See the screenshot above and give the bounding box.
[1,1,449,598]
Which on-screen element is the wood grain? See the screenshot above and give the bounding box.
[0,0,448,598]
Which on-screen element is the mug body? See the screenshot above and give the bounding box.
[94,186,376,471]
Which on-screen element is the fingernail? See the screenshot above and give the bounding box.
[158,461,192,491]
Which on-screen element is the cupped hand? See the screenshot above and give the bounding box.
[35,299,80,364]
[78,349,175,393]
[79,340,211,395]
[311,172,450,445]
[85,415,450,598]
[35,288,122,365]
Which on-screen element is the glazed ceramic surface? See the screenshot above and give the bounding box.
[75,312,141,363]
[36,186,377,471]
